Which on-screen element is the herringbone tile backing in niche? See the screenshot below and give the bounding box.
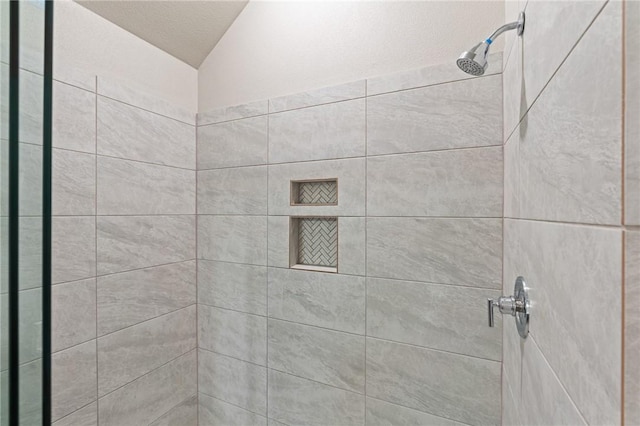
[297,218,338,267]
[294,180,337,205]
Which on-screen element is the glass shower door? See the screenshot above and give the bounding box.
[0,1,53,425]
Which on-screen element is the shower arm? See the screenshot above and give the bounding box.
[486,12,526,44]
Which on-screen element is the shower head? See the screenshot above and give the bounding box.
[457,12,525,76]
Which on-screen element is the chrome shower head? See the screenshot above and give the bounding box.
[457,11,525,76]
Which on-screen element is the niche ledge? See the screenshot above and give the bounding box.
[289,217,338,273]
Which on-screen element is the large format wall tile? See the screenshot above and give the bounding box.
[52,216,96,284]
[97,305,196,396]
[367,278,501,360]
[98,350,197,426]
[367,217,501,287]
[626,231,640,421]
[97,97,195,169]
[267,268,365,334]
[149,395,197,426]
[518,2,621,225]
[197,100,268,126]
[337,217,366,276]
[97,260,196,335]
[97,215,195,275]
[197,116,268,170]
[268,99,365,163]
[19,143,42,216]
[521,0,607,112]
[367,147,502,217]
[520,337,586,425]
[268,158,365,216]
[199,393,267,426]
[268,319,365,393]
[52,402,97,426]
[267,370,365,426]
[198,215,267,265]
[52,81,96,153]
[198,260,267,316]
[52,341,97,422]
[199,349,267,414]
[97,76,195,125]
[52,278,96,353]
[506,219,621,425]
[197,166,267,215]
[365,397,463,426]
[53,149,96,216]
[366,338,500,425]
[269,80,365,113]
[626,0,640,225]
[198,305,267,365]
[367,52,502,96]
[367,75,502,156]
[97,156,195,215]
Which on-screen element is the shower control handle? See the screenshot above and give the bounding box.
[487,277,530,338]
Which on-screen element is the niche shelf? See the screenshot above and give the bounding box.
[290,179,338,206]
[290,217,338,273]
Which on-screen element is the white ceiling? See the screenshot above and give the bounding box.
[75,0,249,68]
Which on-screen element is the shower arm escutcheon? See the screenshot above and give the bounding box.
[487,276,530,339]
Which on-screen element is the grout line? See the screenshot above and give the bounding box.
[95,152,197,172]
[197,112,267,128]
[365,395,475,426]
[146,393,197,425]
[94,258,197,279]
[266,101,271,420]
[94,74,100,426]
[51,399,96,425]
[364,78,369,412]
[194,93,200,424]
[95,304,197,340]
[97,93,196,127]
[198,391,268,419]
[504,216,626,230]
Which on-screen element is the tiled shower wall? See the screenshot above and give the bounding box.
[502,0,634,424]
[49,72,197,425]
[196,54,505,425]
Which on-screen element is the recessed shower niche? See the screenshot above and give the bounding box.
[289,178,339,272]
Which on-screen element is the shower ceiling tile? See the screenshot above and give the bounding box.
[367,74,502,156]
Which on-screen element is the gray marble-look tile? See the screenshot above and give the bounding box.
[97,156,195,215]
[52,216,96,284]
[149,395,198,426]
[626,0,640,225]
[269,99,365,164]
[367,52,503,96]
[502,372,521,426]
[97,215,195,275]
[504,130,520,218]
[53,148,96,216]
[269,80,365,113]
[367,147,502,217]
[198,215,267,266]
[197,100,268,126]
[53,66,96,93]
[367,278,501,361]
[503,33,523,142]
[198,260,267,316]
[626,231,640,422]
[518,1,621,226]
[199,393,267,426]
[268,319,365,393]
[52,402,97,426]
[507,219,621,425]
[18,143,42,217]
[365,397,464,426]
[52,340,97,422]
[53,80,96,153]
[338,217,366,276]
[198,305,267,365]
[366,217,502,288]
[97,76,195,125]
[197,116,268,170]
[52,278,96,353]
[97,305,196,396]
[97,260,196,335]
[267,268,365,334]
[97,97,195,169]
[268,370,364,426]
[366,338,500,425]
[9,359,43,425]
[16,288,43,365]
[19,71,44,146]
[199,349,267,414]
[522,0,607,112]
[268,158,365,216]
[367,74,502,156]
[521,337,586,426]
[98,350,197,426]
[198,166,267,215]
[267,216,290,268]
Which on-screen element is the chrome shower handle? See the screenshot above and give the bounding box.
[487,276,530,339]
